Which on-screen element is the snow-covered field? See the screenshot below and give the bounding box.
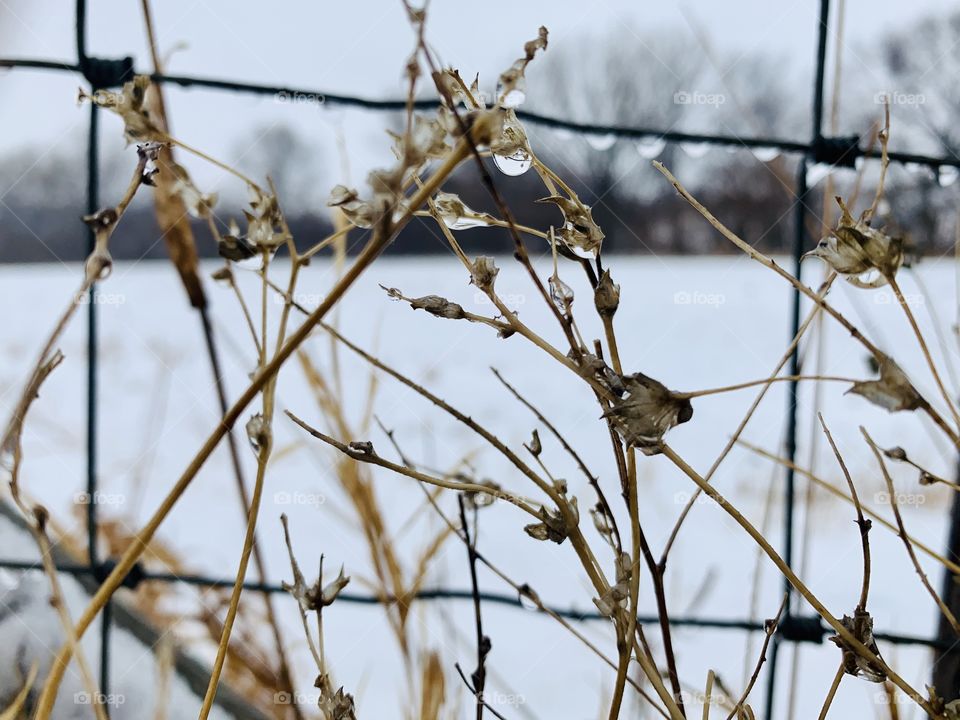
[2,253,958,719]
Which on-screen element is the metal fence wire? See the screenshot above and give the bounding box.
[1,0,959,717]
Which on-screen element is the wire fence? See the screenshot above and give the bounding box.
[0,0,957,717]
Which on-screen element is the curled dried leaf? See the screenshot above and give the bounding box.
[496,26,548,108]
[602,372,693,454]
[847,353,923,412]
[829,608,887,682]
[804,197,903,288]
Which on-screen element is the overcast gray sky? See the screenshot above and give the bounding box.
[1,0,956,192]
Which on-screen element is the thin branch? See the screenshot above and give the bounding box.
[818,414,871,612]
[725,594,787,720]
[862,428,960,635]
[817,663,846,720]
[458,495,489,720]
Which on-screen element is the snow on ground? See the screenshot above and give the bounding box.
[1,254,957,719]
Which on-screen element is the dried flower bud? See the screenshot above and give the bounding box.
[847,353,922,413]
[829,608,887,682]
[595,270,620,317]
[602,372,693,454]
[804,197,903,288]
[470,256,499,293]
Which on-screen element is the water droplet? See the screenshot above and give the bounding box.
[493,149,532,177]
[940,166,959,187]
[903,162,934,180]
[445,216,492,231]
[497,77,527,109]
[679,142,710,158]
[805,163,832,187]
[0,442,15,476]
[751,146,780,163]
[585,133,617,151]
[635,138,666,159]
[472,490,496,508]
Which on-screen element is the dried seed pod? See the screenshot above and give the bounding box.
[382,286,467,320]
[537,195,605,255]
[594,269,620,317]
[847,353,923,412]
[469,256,499,293]
[590,503,615,540]
[218,222,257,262]
[602,372,693,454]
[804,197,903,288]
[883,446,908,461]
[87,75,162,143]
[316,674,357,720]
[829,608,887,682]
[575,352,624,395]
[410,295,466,320]
[524,505,569,544]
